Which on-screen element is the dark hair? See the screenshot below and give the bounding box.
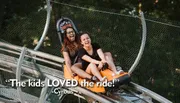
[79,31,91,42]
[61,27,81,55]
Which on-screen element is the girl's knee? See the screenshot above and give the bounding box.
[89,63,97,68]
[72,63,81,68]
[71,65,76,71]
[71,63,81,71]
[87,63,98,72]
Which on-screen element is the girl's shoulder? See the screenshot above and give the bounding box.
[61,45,68,52]
[78,47,85,52]
[92,43,100,49]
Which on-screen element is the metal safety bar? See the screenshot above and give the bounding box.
[56,17,79,45]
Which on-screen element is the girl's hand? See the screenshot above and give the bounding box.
[102,62,109,70]
[101,60,107,64]
[72,73,77,77]
[98,61,103,69]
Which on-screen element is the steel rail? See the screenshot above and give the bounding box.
[128,12,147,75]
[130,82,172,103]
[34,0,52,50]
[16,47,26,103]
[0,48,63,68]
[0,41,64,64]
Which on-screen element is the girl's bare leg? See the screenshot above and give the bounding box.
[104,52,123,75]
[71,63,92,79]
[104,52,118,73]
[86,63,106,81]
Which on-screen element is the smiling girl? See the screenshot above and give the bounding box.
[79,32,123,82]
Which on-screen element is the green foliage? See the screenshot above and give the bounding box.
[1,10,46,48]
[0,0,180,102]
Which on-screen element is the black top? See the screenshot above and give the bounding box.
[78,43,101,70]
[63,46,79,64]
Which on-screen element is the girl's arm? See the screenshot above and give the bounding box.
[97,48,106,63]
[63,52,73,77]
[82,55,101,64]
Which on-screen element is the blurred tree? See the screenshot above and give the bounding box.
[0,0,44,36]
[0,1,8,33]
[0,0,180,102]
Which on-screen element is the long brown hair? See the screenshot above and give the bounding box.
[61,27,81,56]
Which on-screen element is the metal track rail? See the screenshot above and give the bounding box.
[0,42,172,103]
[0,42,113,103]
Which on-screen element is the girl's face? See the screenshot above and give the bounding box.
[80,33,91,47]
[66,28,76,42]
